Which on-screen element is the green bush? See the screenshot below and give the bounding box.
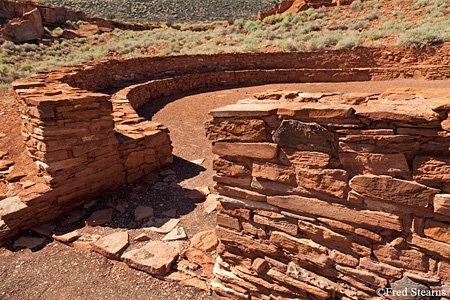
[398,26,447,48]
[336,34,362,49]
[350,0,364,11]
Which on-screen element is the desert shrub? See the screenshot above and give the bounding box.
[351,20,370,30]
[106,14,116,20]
[398,26,447,48]
[412,0,427,9]
[350,0,364,11]
[278,40,297,51]
[263,14,284,25]
[52,27,63,35]
[363,29,384,40]
[336,33,362,49]
[234,18,246,29]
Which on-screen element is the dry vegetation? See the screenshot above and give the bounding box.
[1,0,450,86]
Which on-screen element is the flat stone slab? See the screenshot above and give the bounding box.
[121,241,183,276]
[162,227,187,241]
[85,208,113,226]
[203,194,218,214]
[146,218,180,234]
[53,230,81,242]
[31,223,56,236]
[13,236,46,249]
[0,196,27,222]
[134,206,154,221]
[191,230,218,252]
[92,231,129,259]
[134,233,151,242]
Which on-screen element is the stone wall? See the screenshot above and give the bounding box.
[3,45,450,244]
[205,89,450,299]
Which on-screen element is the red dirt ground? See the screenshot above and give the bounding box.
[1,79,450,299]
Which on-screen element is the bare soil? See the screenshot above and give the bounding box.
[1,79,450,299]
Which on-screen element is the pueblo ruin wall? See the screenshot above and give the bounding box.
[206,89,450,299]
[2,46,450,297]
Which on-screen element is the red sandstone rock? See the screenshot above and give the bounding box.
[121,241,183,276]
[215,184,266,202]
[413,155,450,184]
[85,208,113,226]
[213,157,251,177]
[212,142,278,160]
[252,258,269,274]
[146,218,179,234]
[53,230,81,243]
[434,194,450,215]
[162,227,187,241]
[373,244,429,272]
[336,265,387,288]
[349,175,439,207]
[1,8,44,43]
[278,148,330,169]
[330,250,358,267]
[340,152,409,177]
[424,219,450,244]
[380,87,450,110]
[359,257,403,278]
[31,223,55,236]
[252,161,296,185]
[92,231,129,259]
[13,236,45,249]
[216,213,241,231]
[209,104,279,118]
[296,168,349,199]
[267,195,403,231]
[166,272,210,291]
[205,119,267,142]
[190,230,218,252]
[134,205,154,221]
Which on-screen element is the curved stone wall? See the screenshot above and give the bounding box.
[3,45,450,246]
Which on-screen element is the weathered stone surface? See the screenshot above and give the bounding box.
[272,120,337,155]
[253,214,297,236]
[209,104,279,117]
[390,276,433,300]
[53,230,81,243]
[134,206,154,221]
[354,95,440,126]
[93,231,129,259]
[373,244,429,271]
[212,142,278,159]
[340,152,409,176]
[1,8,44,43]
[0,196,27,222]
[191,230,218,252]
[408,234,450,260]
[359,257,403,278]
[268,195,403,231]
[215,184,266,202]
[213,157,251,177]
[266,268,331,299]
[85,208,113,226]
[252,161,296,185]
[380,87,450,110]
[413,155,450,183]
[146,218,179,234]
[216,226,279,256]
[217,213,241,231]
[252,258,268,274]
[335,265,387,287]
[210,278,248,300]
[13,236,46,248]
[296,168,349,199]
[121,241,183,276]
[162,227,187,241]
[424,219,450,244]
[205,118,267,141]
[349,175,439,207]
[277,103,353,119]
[330,250,358,267]
[134,233,151,242]
[434,194,450,215]
[287,262,339,292]
[183,248,215,269]
[278,148,330,169]
[339,134,419,153]
[270,231,327,256]
[438,260,450,281]
[203,194,219,213]
[218,195,279,212]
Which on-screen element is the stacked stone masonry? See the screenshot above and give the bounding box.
[3,45,450,254]
[206,89,450,299]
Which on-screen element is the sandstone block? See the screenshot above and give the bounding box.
[349,175,439,207]
[85,208,113,226]
[13,236,45,249]
[296,168,349,199]
[53,230,81,243]
[253,214,297,236]
[278,148,330,169]
[191,230,218,252]
[212,142,278,159]
[213,157,251,177]
[215,184,266,202]
[252,258,268,274]
[330,250,359,267]
[121,241,183,276]
[373,244,429,271]
[162,227,187,241]
[209,103,279,118]
[272,120,337,155]
[134,206,154,221]
[359,257,403,278]
[335,265,387,287]
[269,231,327,256]
[340,152,409,177]
[217,213,241,231]
[218,195,279,212]
[414,155,450,184]
[267,195,403,231]
[424,219,450,244]
[0,196,28,222]
[252,161,296,185]
[92,231,129,259]
[287,262,339,292]
[205,118,267,141]
[277,103,353,119]
[408,234,450,260]
[434,194,450,215]
[146,218,179,234]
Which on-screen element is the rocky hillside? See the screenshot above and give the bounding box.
[41,0,275,22]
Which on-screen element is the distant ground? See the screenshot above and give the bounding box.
[42,0,274,22]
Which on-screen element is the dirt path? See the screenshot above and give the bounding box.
[1,79,450,299]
